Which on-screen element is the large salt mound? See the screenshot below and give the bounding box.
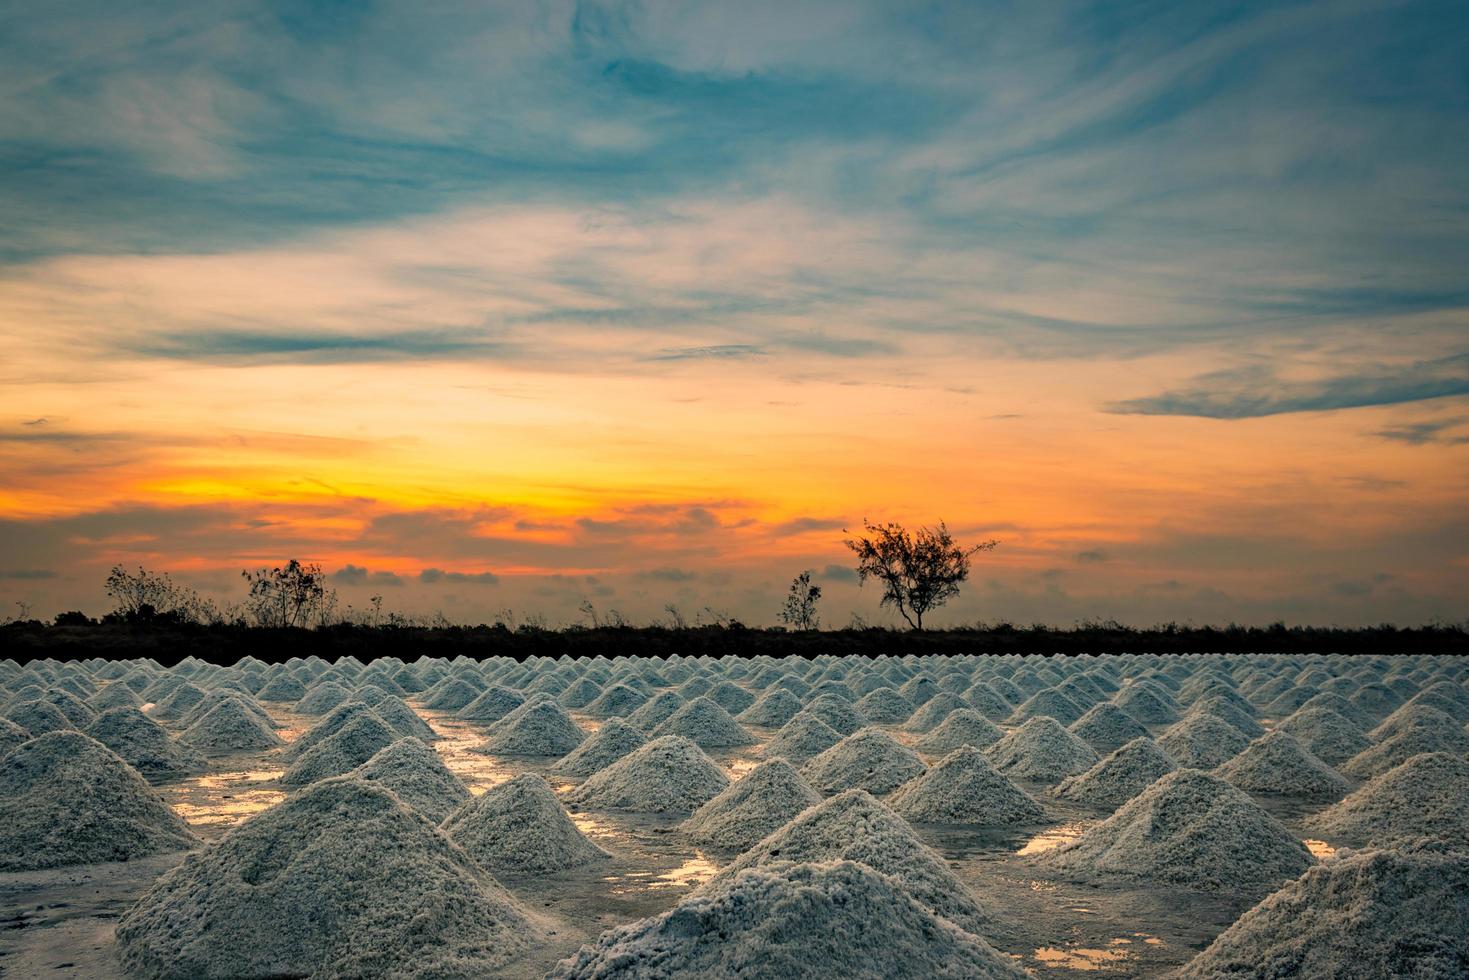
[151,682,206,720]
[443,773,609,875]
[1068,702,1149,754]
[1215,730,1349,799]
[549,717,647,778]
[293,681,351,715]
[6,698,74,735]
[986,716,1099,783]
[584,682,649,719]
[90,682,143,712]
[738,688,804,727]
[348,736,471,824]
[801,727,926,795]
[0,716,26,755]
[682,758,822,851]
[1009,687,1085,725]
[180,697,284,755]
[1113,684,1178,724]
[764,711,843,764]
[705,789,992,935]
[1275,704,1373,764]
[915,708,1003,754]
[1370,702,1466,742]
[422,677,482,711]
[482,699,586,756]
[1307,752,1469,849]
[626,690,685,731]
[85,706,206,782]
[280,712,401,787]
[800,693,865,735]
[1052,737,1176,810]
[255,673,307,702]
[0,731,197,871]
[889,745,1046,825]
[651,695,756,748]
[366,693,437,742]
[455,685,525,722]
[116,776,540,979]
[1177,846,1469,979]
[904,691,969,732]
[1156,712,1250,769]
[1035,769,1314,893]
[549,860,1026,980]
[567,735,729,814]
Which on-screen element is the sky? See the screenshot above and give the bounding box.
[2,0,1467,628]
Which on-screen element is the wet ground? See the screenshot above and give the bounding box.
[0,693,1361,978]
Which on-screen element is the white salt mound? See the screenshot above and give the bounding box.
[482,699,586,756]
[280,712,401,787]
[1036,769,1314,893]
[1052,737,1177,810]
[567,735,730,814]
[85,707,206,782]
[294,682,352,715]
[0,716,27,755]
[888,745,1046,825]
[1343,724,1469,780]
[799,694,865,735]
[764,712,843,764]
[116,775,541,979]
[1068,702,1149,753]
[550,717,648,777]
[801,727,927,795]
[348,736,471,824]
[442,773,609,875]
[1215,730,1349,799]
[682,758,822,851]
[366,694,438,742]
[705,789,992,935]
[915,709,1003,754]
[455,685,524,722]
[549,860,1027,980]
[1307,752,1469,849]
[1156,712,1250,769]
[179,697,284,755]
[0,731,197,871]
[738,688,804,727]
[1274,705,1373,765]
[651,695,756,748]
[985,716,1099,783]
[1177,845,1469,979]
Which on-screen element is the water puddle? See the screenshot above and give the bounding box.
[419,710,517,794]
[1032,935,1163,971]
[170,770,286,828]
[570,812,625,842]
[1303,838,1337,859]
[602,853,717,894]
[1017,821,1094,856]
[725,757,759,780]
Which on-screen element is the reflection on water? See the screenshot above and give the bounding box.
[171,768,286,828]
[196,769,282,789]
[1032,935,1163,971]
[1017,821,1093,855]
[570,811,624,842]
[602,853,718,894]
[1303,838,1337,859]
[726,757,759,780]
[419,710,516,794]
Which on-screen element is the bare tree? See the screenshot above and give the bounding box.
[778,570,822,630]
[241,560,335,628]
[104,565,219,623]
[843,520,996,630]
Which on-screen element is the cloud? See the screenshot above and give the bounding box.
[419,568,500,586]
[636,567,697,582]
[771,516,846,536]
[133,330,519,365]
[1372,417,1469,446]
[0,568,57,580]
[333,564,404,587]
[1074,549,1109,563]
[651,344,766,361]
[820,563,859,584]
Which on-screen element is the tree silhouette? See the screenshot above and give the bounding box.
[241,560,335,628]
[843,520,996,629]
[778,570,822,630]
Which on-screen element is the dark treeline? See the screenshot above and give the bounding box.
[2,620,1465,668]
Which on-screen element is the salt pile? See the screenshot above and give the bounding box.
[682,758,822,851]
[85,707,206,782]
[1177,845,1469,979]
[90,683,143,712]
[904,691,968,732]
[347,736,471,823]
[284,702,384,760]
[964,682,1015,721]
[38,688,96,726]
[1009,687,1085,725]
[482,699,586,756]
[549,717,647,777]
[1186,695,1264,738]
[1274,704,1372,764]
[557,677,603,709]
[626,690,685,731]
[280,712,401,787]
[455,684,525,722]
[255,673,307,702]
[651,695,756,748]
[986,716,1099,782]
[1035,769,1315,893]
[549,861,1026,980]
[0,731,197,871]
[1052,737,1176,810]
[1370,703,1465,742]
[764,711,843,764]
[1215,731,1349,799]
[705,789,993,935]
[0,716,27,755]
[801,727,926,795]
[443,773,609,875]
[584,682,649,718]
[888,745,1046,825]
[1156,712,1249,769]
[737,688,804,727]
[293,681,351,715]
[915,708,1003,754]
[1307,752,1469,849]
[852,686,914,724]
[151,682,206,720]
[422,677,482,711]
[799,693,864,735]
[6,698,74,736]
[116,776,540,978]
[705,680,756,716]
[1068,702,1149,753]
[567,735,729,814]
[366,693,437,742]
[179,697,284,754]
[1114,683,1179,724]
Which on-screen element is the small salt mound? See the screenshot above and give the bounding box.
[0,732,197,871]
[549,860,1027,980]
[801,727,926,795]
[116,776,540,978]
[151,682,206,720]
[456,685,525,722]
[651,695,756,748]
[567,735,729,814]
[1370,703,1465,742]
[852,686,914,724]
[584,682,649,718]
[0,716,27,755]
[986,716,1099,783]
[1275,705,1372,765]
[964,682,1015,721]
[904,691,969,733]
[1186,695,1264,738]
[179,690,275,730]
[5,698,74,735]
[557,676,603,709]
[626,689,685,731]
[915,709,1003,754]
[1113,684,1179,724]
[293,681,351,715]
[280,712,402,787]
[738,688,804,727]
[682,758,822,851]
[705,680,756,716]
[1052,737,1176,810]
[284,702,382,760]
[800,693,865,735]
[443,773,609,875]
[1068,702,1149,754]
[706,789,993,936]
[348,736,471,824]
[1009,687,1086,726]
[39,688,97,727]
[482,699,586,756]
[764,712,843,764]
[180,697,284,755]
[1036,769,1314,893]
[1177,846,1469,979]
[367,693,438,742]
[256,673,307,702]
[423,677,482,711]
[1156,712,1250,769]
[1216,731,1349,800]
[90,683,143,712]
[85,707,206,782]
[889,745,1046,825]
[549,717,647,777]
[1308,752,1469,849]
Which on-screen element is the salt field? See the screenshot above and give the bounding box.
[1,651,1466,977]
